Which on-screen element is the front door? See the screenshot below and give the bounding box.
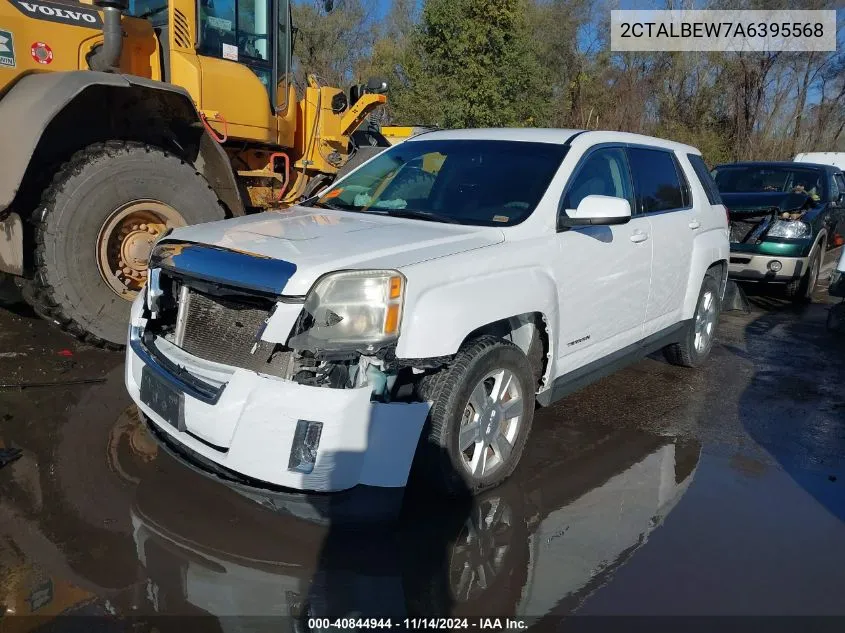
[554,146,652,372]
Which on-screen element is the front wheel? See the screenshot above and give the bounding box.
[414,336,535,496]
[25,141,227,348]
[785,247,822,303]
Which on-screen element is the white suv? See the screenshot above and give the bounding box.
[125,129,729,497]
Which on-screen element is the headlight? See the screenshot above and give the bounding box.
[767,220,810,239]
[298,270,405,347]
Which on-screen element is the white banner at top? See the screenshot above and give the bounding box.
[611,10,837,52]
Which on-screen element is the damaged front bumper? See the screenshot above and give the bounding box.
[125,292,430,493]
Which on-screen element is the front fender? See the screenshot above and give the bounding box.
[395,267,559,360]
[682,228,729,319]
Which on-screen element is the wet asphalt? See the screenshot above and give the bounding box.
[1,257,844,627]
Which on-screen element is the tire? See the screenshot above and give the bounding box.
[25,141,227,348]
[663,272,721,368]
[414,335,535,497]
[785,247,822,303]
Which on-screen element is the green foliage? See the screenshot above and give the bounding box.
[399,0,551,128]
[298,0,845,159]
[291,0,375,88]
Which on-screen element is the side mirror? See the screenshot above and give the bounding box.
[559,195,632,229]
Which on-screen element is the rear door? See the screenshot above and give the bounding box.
[627,147,697,337]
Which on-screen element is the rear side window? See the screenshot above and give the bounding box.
[833,173,845,201]
[687,154,723,205]
[627,148,685,213]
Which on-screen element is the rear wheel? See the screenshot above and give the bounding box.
[24,141,227,348]
[664,271,721,368]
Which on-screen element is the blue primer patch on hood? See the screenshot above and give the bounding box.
[150,241,297,296]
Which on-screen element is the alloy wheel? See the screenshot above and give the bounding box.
[694,289,717,353]
[458,369,523,479]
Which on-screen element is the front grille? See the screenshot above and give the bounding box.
[175,287,292,377]
[729,214,771,244]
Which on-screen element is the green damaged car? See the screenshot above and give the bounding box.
[713,162,845,301]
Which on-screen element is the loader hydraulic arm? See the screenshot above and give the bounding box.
[340,93,387,138]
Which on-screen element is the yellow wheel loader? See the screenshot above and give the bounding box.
[0,0,388,347]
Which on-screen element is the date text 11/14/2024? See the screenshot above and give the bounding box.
[307,618,529,630]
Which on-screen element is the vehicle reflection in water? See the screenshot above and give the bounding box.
[0,360,700,626]
[130,430,700,623]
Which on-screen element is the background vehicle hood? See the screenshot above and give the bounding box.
[721,191,815,214]
[165,207,505,295]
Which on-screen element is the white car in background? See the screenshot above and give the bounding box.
[794,152,845,171]
[125,128,729,497]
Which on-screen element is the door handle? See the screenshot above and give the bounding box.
[689,220,701,230]
[630,232,649,243]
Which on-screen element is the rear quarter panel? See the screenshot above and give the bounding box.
[677,153,730,318]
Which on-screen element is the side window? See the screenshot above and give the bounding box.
[673,154,692,207]
[835,174,845,201]
[832,174,840,201]
[628,147,685,213]
[687,153,723,205]
[562,147,632,211]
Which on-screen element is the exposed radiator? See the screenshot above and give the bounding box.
[175,286,292,377]
[729,214,771,244]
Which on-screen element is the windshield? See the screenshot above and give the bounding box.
[713,166,824,200]
[310,140,569,226]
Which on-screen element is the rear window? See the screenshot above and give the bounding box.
[687,154,722,205]
[713,165,825,199]
[628,148,686,213]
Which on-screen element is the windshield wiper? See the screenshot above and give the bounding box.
[387,209,462,224]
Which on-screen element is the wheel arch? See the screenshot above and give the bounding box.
[396,268,559,387]
[460,313,551,390]
[681,230,730,320]
[1,71,245,222]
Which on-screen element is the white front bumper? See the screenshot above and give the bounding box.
[125,308,429,493]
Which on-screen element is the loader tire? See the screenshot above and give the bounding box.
[26,141,227,348]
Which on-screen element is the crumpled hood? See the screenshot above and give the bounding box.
[721,191,815,215]
[163,207,505,295]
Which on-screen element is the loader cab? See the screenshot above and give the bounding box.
[126,0,292,138]
[195,0,291,109]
